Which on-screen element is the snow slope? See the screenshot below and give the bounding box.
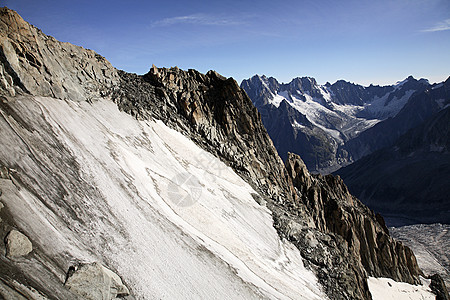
[0,96,326,299]
[368,277,435,300]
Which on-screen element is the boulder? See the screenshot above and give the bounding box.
[0,166,10,179]
[5,229,32,258]
[65,262,129,300]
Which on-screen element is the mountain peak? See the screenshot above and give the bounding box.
[0,7,29,33]
[0,7,118,100]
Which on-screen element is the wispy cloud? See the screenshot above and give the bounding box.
[421,19,450,32]
[151,14,245,28]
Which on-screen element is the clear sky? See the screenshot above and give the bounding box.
[3,0,450,86]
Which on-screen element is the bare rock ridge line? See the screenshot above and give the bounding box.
[0,6,432,300]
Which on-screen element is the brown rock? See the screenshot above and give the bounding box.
[65,262,129,300]
[5,229,32,258]
[0,7,119,100]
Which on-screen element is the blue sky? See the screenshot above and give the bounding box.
[3,0,450,85]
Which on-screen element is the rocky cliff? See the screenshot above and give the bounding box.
[0,7,425,300]
[281,153,421,297]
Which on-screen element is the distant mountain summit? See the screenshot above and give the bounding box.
[241,75,430,172]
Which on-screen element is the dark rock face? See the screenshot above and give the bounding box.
[255,99,342,170]
[0,7,425,300]
[328,80,392,106]
[328,76,428,107]
[240,74,280,107]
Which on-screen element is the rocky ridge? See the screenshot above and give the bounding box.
[0,7,426,300]
[278,153,420,298]
[112,47,422,300]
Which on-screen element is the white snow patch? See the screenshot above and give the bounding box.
[395,78,409,88]
[318,86,332,103]
[269,93,287,107]
[287,94,343,142]
[260,76,270,90]
[292,120,306,129]
[330,102,364,116]
[364,90,415,119]
[368,277,435,300]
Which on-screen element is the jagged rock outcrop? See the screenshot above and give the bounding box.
[430,274,450,300]
[4,229,32,258]
[114,65,298,204]
[0,7,427,300]
[279,153,421,298]
[65,262,129,300]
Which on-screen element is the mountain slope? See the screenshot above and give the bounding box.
[336,105,450,226]
[241,75,429,172]
[0,7,432,300]
[342,77,450,162]
[0,96,327,299]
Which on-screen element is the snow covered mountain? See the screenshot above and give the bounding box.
[241,75,429,172]
[0,7,445,300]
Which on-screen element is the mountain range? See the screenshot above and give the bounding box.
[0,7,447,300]
[241,74,432,173]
